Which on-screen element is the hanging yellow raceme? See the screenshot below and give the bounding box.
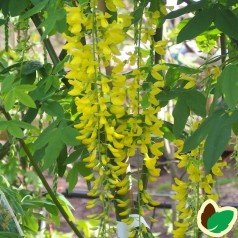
[64,0,166,235]
[172,137,227,237]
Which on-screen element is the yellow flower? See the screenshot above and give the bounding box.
[207,193,219,201]
[154,40,168,55]
[105,0,117,11]
[148,217,158,223]
[144,154,157,170]
[177,155,189,168]
[84,173,94,181]
[176,199,187,211]
[104,22,125,44]
[142,28,155,43]
[172,221,189,238]
[111,89,126,105]
[212,161,226,176]
[119,208,131,217]
[150,141,163,156]
[98,41,111,56]
[117,200,130,208]
[179,208,192,219]
[118,14,132,27]
[180,74,196,89]
[187,164,200,183]
[211,66,221,80]
[200,181,212,194]
[96,12,111,28]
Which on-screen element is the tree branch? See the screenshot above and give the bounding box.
[30,14,70,88]
[220,33,226,65]
[0,107,83,238]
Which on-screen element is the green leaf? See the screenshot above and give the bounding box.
[7,122,24,138]
[132,0,149,25]
[22,108,39,123]
[61,126,80,146]
[44,76,60,92]
[78,0,89,5]
[165,67,180,88]
[15,89,36,108]
[42,129,64,170]
[65,146,88,164]
[21,61,43,75]
[66,165,79,192]
[207,210,234,233]
[141,93,150,109]
[177,7,216,43]
[52,55,69,74]
[1,75,15,93]
[0,0,10,16]
[182,113,219,153]
[185,90,206,117]
[0,121,8,131]
[227,0,238,6]
[10,120,36,130]
[23,213,39,231]
[78,161,92,178]
[214,8,238,41]
[57,146,67,177]
[56,193,75,222]
[9,0,28,16]
[166,1,205,19]
[161,121,176,141]
[173,97,190,137]
[0,232,22,238]
[232,121,238,136]
[0,19,5,26]
[4,90,15,111]
[21,0,49,19]
[43,197,58,216]
[42,101,64,117]
[33,119,60,150]
[21,72,36,85]
[33,146,46,162]
[157,88,183,102]
[39,8,66,39]
[219,64,238,110]
[15,84,37,92]
[203,113,231,173]
[165,63,202,74]
[54,11,67,33]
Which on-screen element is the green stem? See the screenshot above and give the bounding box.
[220,33,226,66]
[153,27,163,64]
[194,183,199,238]
[4,14,9,52]
[0,107,84,238]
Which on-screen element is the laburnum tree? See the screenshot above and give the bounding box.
[0,0,238,237]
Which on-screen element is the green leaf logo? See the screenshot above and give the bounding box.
[197,199,237,237]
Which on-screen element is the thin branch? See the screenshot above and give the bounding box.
[220,33,226,65]
[154,27,163,64]
[31,14,59,66]
[30,14,70,88]
[0,107,83,238]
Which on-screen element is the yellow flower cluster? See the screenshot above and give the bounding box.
[64,0,166,229]
[172,139,227,237]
